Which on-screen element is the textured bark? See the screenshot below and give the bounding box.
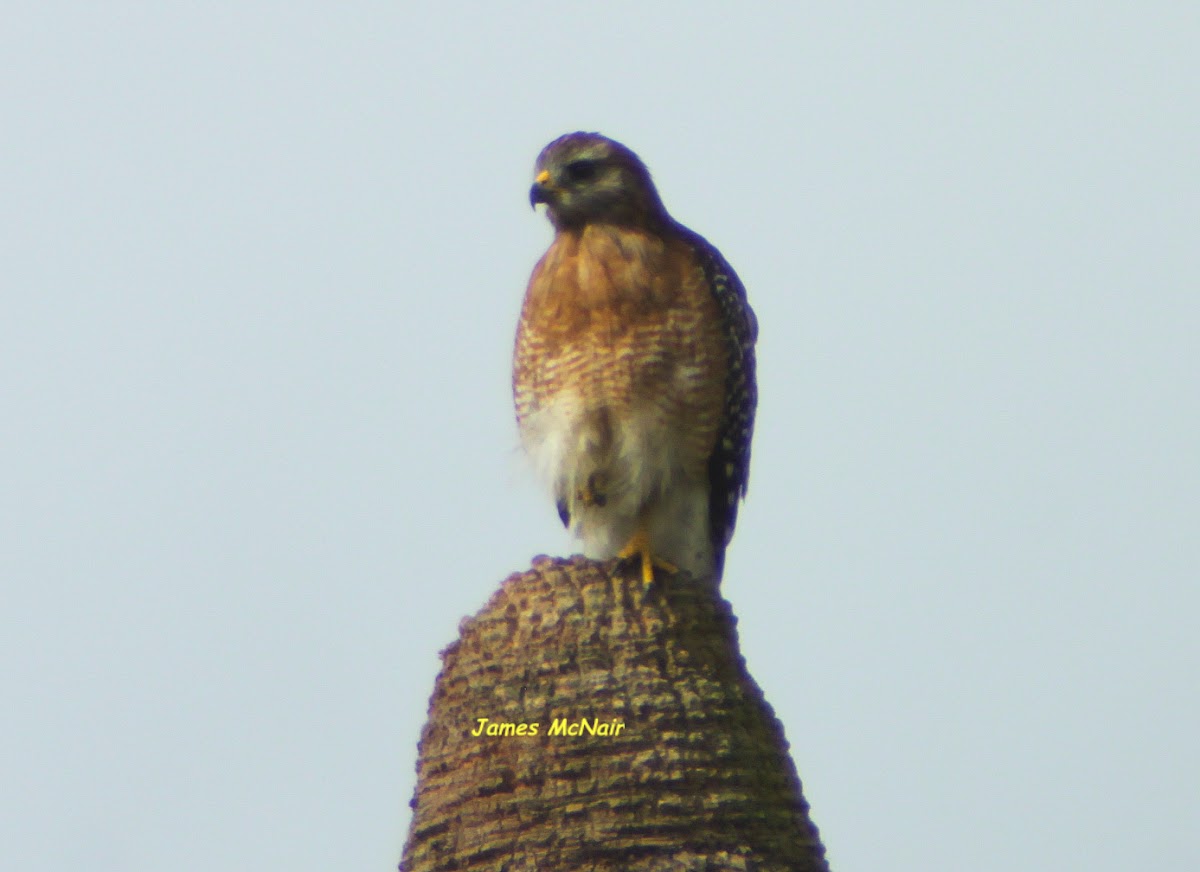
[400,556,829,872]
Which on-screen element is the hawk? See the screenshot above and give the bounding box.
[513,132,758,583]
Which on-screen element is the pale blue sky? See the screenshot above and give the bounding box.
[2,3,1197,870]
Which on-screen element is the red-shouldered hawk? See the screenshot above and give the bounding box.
[514,132,757,584]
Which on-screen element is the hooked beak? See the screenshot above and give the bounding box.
[529,169,555,209]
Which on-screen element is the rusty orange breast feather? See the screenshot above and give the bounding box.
[517,223,728,447]
[523,225,700,338]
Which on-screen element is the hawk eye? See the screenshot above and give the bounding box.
[564,159,598,182]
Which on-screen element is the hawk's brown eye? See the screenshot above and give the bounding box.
[564,160,597,182]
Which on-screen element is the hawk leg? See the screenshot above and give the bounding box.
[575,471,607,508]
[558,471,608,528]
[618,525,678,585]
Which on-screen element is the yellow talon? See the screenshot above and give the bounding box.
[618,527,677,585]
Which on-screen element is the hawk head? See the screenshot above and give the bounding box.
[529,132,669,231]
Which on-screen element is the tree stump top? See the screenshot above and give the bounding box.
[401,556,828,872]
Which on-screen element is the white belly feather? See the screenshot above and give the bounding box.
[519,389,714,579]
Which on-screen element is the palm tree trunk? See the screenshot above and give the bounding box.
[400,556,830,871]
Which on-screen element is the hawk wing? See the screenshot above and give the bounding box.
[677,227,759,570]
